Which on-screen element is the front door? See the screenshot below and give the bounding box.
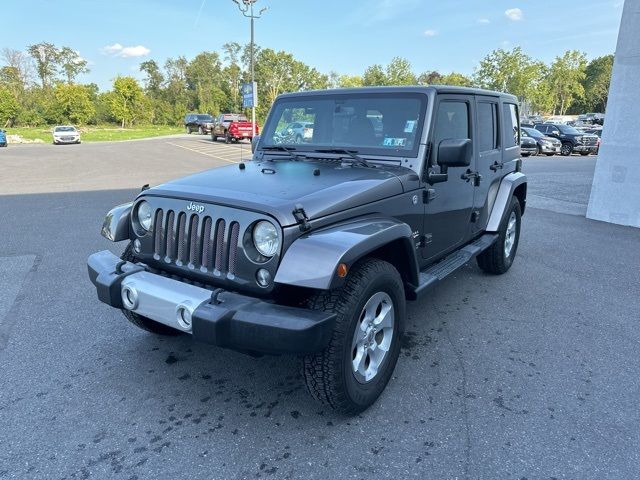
[422,95,476,262]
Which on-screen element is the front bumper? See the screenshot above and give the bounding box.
[54,136,80,144]
[573,145,598,153]
[540,143,561,153]
[87,250,335,355]
[521,146,537,155]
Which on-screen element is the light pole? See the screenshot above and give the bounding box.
[232,0,267,137]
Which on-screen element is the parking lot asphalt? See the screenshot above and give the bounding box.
[1,136,639,479]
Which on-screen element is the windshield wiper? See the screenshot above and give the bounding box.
[261,145,304,161]
[313,149,373,168]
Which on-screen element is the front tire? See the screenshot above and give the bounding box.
[560,142,573,156]
[119,243,181,336]
[302,258,405,414]
[477,196,522,275]
[198,126,204,135]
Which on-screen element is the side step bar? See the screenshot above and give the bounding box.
[412,233,498,298]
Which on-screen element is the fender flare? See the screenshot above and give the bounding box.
[274,216,420,291]
[486,172,527,232]
[101,203,132,242]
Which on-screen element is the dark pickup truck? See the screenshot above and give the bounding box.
[534,123,599,156]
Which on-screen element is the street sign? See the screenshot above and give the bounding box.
[241,82,258,108]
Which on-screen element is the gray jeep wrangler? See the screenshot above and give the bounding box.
[88,86,526,414]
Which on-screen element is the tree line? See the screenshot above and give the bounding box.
[0,42,613,128]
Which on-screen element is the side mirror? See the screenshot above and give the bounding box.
[552,130,560,136]
[438,138,472,169]
[251,135,261,153]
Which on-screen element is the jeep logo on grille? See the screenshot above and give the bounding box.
[186,202,205,214]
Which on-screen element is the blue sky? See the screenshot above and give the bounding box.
[0,0,624,90]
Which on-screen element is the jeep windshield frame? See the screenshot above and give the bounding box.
[259,92,428,159]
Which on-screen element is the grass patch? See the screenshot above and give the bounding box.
[5,125,183,143]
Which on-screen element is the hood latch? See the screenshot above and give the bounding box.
[292,204,311,232]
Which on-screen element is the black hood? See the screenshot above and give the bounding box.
[143,160,410,226]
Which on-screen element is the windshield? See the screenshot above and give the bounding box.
[197,115,213,121]
[261,93,427,157]
[523,127,543,138]
[557,124,580,134]
[55,126,76,132]
[223,114,248,122]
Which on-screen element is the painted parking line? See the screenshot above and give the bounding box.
[166,141,241,164]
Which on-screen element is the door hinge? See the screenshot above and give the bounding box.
[470,210,480,223]
[422,188,437,204]
[292,204,311,232]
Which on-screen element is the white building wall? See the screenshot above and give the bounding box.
[586,0,640,228]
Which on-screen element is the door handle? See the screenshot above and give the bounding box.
[461,169,482,186]
[490,161,504,172]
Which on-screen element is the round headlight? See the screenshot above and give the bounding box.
[137,200,153,231]
[252,221,279,257]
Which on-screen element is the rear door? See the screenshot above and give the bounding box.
[472,95,502,234]
[422,94,476,261]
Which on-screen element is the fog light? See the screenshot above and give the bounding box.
[133,239,142,253]
[256,268,271,287]
[176,304,193,330]
[121,286,138,310]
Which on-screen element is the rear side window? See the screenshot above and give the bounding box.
[477,102,499,152]
[502,103,519,147]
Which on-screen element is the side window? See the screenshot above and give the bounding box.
[502,103,519,147]
[433,101,469,145]
[477,102,498,152]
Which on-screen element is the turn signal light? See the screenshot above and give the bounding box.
[337,263,348,278]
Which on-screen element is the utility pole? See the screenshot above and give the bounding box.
[232,0,267,137]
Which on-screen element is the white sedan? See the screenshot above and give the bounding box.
[52,125,81,145]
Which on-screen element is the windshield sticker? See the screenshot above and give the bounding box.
[404,120,416,133]
[383,137,407,147]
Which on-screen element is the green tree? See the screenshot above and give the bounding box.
[363,64,387,86]
[139,60,164,96]
[27,42,60,88]
[186,52,224,114]
[254,48,327,120]
[385,57,417,85]
[582,54,613,112]
[474,47,544,109]
[0,86,19,126]
[109,76,147,127]
[547,50,587,114]
[49,83,95,124]
[59,47,89,83]
[222,42,243,110]
[440,72,473,87]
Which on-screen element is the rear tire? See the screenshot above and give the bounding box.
[198,126,204,135]
[119,243,181,336]
[302,258,405,414]
[186,127,191,134]
[477,196,521,275]
[580,152,590,156]
[225,131,231,144]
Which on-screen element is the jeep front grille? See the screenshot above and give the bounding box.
[152,208,239,276]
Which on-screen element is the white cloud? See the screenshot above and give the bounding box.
[505,8,523,21]
[423,29,438,37]
[101,43,150,58]
[477,18,490,24]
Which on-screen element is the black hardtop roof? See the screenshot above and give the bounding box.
[277,85,518,103]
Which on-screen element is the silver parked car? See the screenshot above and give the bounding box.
[52,125,81,145]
